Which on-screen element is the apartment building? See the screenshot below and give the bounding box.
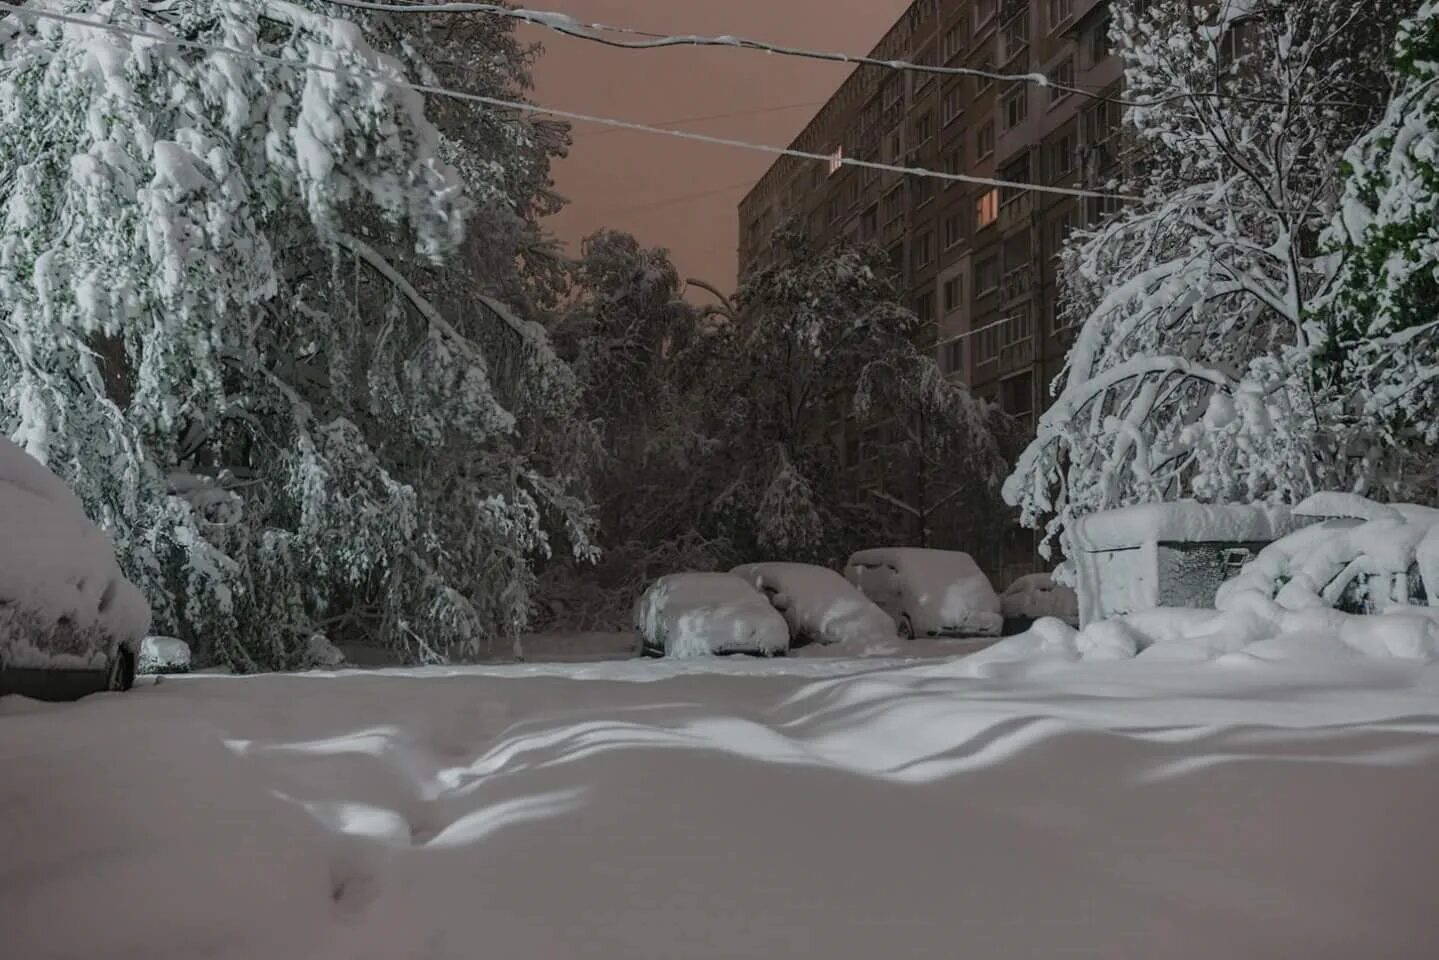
[737,0,1126,584]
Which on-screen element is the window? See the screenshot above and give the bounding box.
[828,145,844,176]
[976,120,995,158]
[943,86,964,126]
[977,323,999,364]
[974,0,998,32]
[943,148,964,184]
[915,231,934,269]
[915,291,935,324]
[941,24,965,62]
[913,112,934,145]
[943,276,964,312]
[828,196,841,224]
[1003,85,1028,130]
[861,205,878,241]
[887,242,905,277]
[976,60,996,95]
[1049,133,1075,179]
[1049,57,1073,103]
[943,213,963,250]
[883,185,905,224]
[1084,99,1120,148]
[1090,16,1113,66]
[1001,370,1035,419]
[914,176,935,208]
[975,255,1000,294]
[1002,9,1029,62]
[1087,192,1123,223]
[1047,0,1074,31]
[887,131,903,162]
[942,338,964,374]
[976,189,999,228]
[1000,153,1031,206]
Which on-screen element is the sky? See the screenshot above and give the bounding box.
[521,1,913,298]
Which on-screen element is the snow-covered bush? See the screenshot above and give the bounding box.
[0,1,595,668]
[1217,494,1439,615]
[1005,0,1408,560]
[1319,2,1439,494]
[0,436,150,671]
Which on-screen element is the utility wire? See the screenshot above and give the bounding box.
[592,180,757,219]
[0,3,1136,203]
[575,101,827,138]
[316,0,1368,111]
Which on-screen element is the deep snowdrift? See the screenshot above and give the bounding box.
[3,646,1437,960]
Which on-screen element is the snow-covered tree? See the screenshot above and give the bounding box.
[0,1,594,667]
[855,358,1011,550]
[1005,0,1407,562]
[724,230,1002,565]
[1319,1,1439,500]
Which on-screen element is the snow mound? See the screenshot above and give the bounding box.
[635,573,789,658]
[1000,573,1079,624]
[0,437,150,670]
[730,562,898,654]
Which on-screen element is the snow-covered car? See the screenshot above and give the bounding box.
[844,548,1002,639]
[634,573,790,658]
[0,437,151,701]
[730,562,899,649]
[1000,573,1080,631]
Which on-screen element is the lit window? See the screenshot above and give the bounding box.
[976,189,999,228]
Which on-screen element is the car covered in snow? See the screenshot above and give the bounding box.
[1000,573,1080,631]
[0,437,151,701]
[844,548,1002,639]
[634,572,789,658]
[730,562,899,650]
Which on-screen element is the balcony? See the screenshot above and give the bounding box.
[998,191,1034,231]
[1002,264,1034,304]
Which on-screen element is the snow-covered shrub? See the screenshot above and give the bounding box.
[1217,494,1439,616]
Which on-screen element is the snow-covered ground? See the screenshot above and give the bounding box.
[4,641,1438,960]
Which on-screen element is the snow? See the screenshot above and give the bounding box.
[3,643,1438,959]
[1217,499,1439,615]
[1000,572,1079,624]
[634,573,789,658]
[730,562,899,653]
[138,636,191,674]
[0,436,149,670]
[845,548,1001,638]
[1069,500,1306,551]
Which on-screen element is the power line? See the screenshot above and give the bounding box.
[315,0,1368,112]
[575,101,827,138]
[590,181,757,219]
[0,3,1135,203]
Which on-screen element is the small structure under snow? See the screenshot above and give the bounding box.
[1069,501,1312,627]
[1000,573,1079,630]
[634,573,790,659]
[138,637,192,675]
[843,548,1001,639]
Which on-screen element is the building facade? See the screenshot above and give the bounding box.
[737,0,1126,585]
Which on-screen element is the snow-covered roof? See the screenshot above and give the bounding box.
[1070,501,1308,552]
